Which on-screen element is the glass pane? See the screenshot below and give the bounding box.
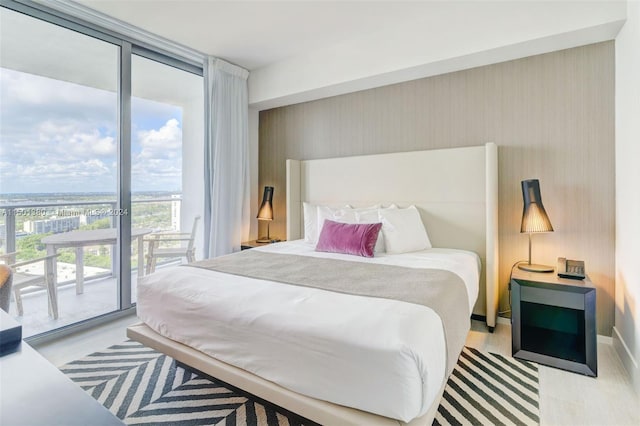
[0,7,119,337]
[130,55,204,302]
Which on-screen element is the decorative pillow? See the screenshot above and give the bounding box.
[379,205,432,254]
[309,204,388,249]
[316,220,382,258]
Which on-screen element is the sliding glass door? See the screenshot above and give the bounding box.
[0,6,120,337]
[0,3,204,338]
[130,55,204,301]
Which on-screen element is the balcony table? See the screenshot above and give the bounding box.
[41,228,152,298]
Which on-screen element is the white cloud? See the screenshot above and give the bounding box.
[16,159,110,178]
[131,119,183,191]
[36,120,116,158]
[136,118,182,159]
[0,67,182,193]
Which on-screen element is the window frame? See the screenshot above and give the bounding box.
[1,0,205,343]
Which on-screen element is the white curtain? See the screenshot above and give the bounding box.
[204,58,250,258]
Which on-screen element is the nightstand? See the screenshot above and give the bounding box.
[510,266,597,376]
[241,240,279,250]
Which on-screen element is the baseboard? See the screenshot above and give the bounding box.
[497,316,511,325]
[471,314,510,326]
[597,334,613,345]
[26,308,137,346]
[612,326,640,397]
[471,314,486,322]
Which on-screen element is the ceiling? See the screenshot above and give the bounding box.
[1,6,203,106]
[76,1,448,70]
[64,0,626,109]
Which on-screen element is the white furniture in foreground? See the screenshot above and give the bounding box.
[0,330,123,426]
[145,216,200,274]
[0,253,59,319]
[41,228,152,295]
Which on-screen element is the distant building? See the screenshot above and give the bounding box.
[85,212,111,226]
[171,194,181,231]
[23,216,80,234]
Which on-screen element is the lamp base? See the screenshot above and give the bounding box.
[518,263,554,273]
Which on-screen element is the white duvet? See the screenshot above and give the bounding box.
[136,240,480,422]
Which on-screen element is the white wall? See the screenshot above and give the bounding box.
[247,0,638,367]
[245,2,626,247]
[249,1,625,110]
[615,0,640,397]
[182,98,205,259]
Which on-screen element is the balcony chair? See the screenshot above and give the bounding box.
[0,252,60,319]
[0,264,12,313]
[145,216,200,274]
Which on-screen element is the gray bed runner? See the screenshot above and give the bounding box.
[187,250,470,374]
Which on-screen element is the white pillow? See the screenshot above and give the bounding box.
[310,204,354,243]
[305,203,348,243]
[379,205,432,254]
[355,208,385,252]
[333,207,358,223]
[303,202,318,243]
[354,208,378,222]
[317,205,351,240]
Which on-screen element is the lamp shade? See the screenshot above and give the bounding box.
[257,186,274,221]
[520,179,553,233]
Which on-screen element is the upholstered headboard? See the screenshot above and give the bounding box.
[285,143,499,329]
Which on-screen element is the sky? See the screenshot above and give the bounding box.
[0,68,184,194]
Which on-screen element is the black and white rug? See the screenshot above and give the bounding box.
[60,341,539,426]
[434,347,539,426]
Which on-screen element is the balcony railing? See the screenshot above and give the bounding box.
[0,196,181,285]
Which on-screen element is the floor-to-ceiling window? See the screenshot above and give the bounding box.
[130,55,204,302]
[0,2,204,338]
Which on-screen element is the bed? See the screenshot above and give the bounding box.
[128,143,499,425]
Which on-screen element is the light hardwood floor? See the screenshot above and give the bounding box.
[33,316,639,425]
[467,320,640,426]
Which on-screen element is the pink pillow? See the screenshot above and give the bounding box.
[316,220,382,258]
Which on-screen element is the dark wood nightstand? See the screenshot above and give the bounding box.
[510,266,597,376]
[241,240,280,250]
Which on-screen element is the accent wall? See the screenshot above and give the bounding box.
[258,42,615,335]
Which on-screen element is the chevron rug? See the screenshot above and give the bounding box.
[434,347,539,426]
[60,342,539,426]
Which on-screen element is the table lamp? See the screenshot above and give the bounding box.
[518,179,554,272]
[256,186,274,243]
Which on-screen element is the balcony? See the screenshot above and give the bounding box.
[0,196,186,338]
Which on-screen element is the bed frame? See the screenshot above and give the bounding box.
[287,142,499,326]
[128,143,498,426]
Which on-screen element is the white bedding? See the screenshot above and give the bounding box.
[136,240,480,422]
